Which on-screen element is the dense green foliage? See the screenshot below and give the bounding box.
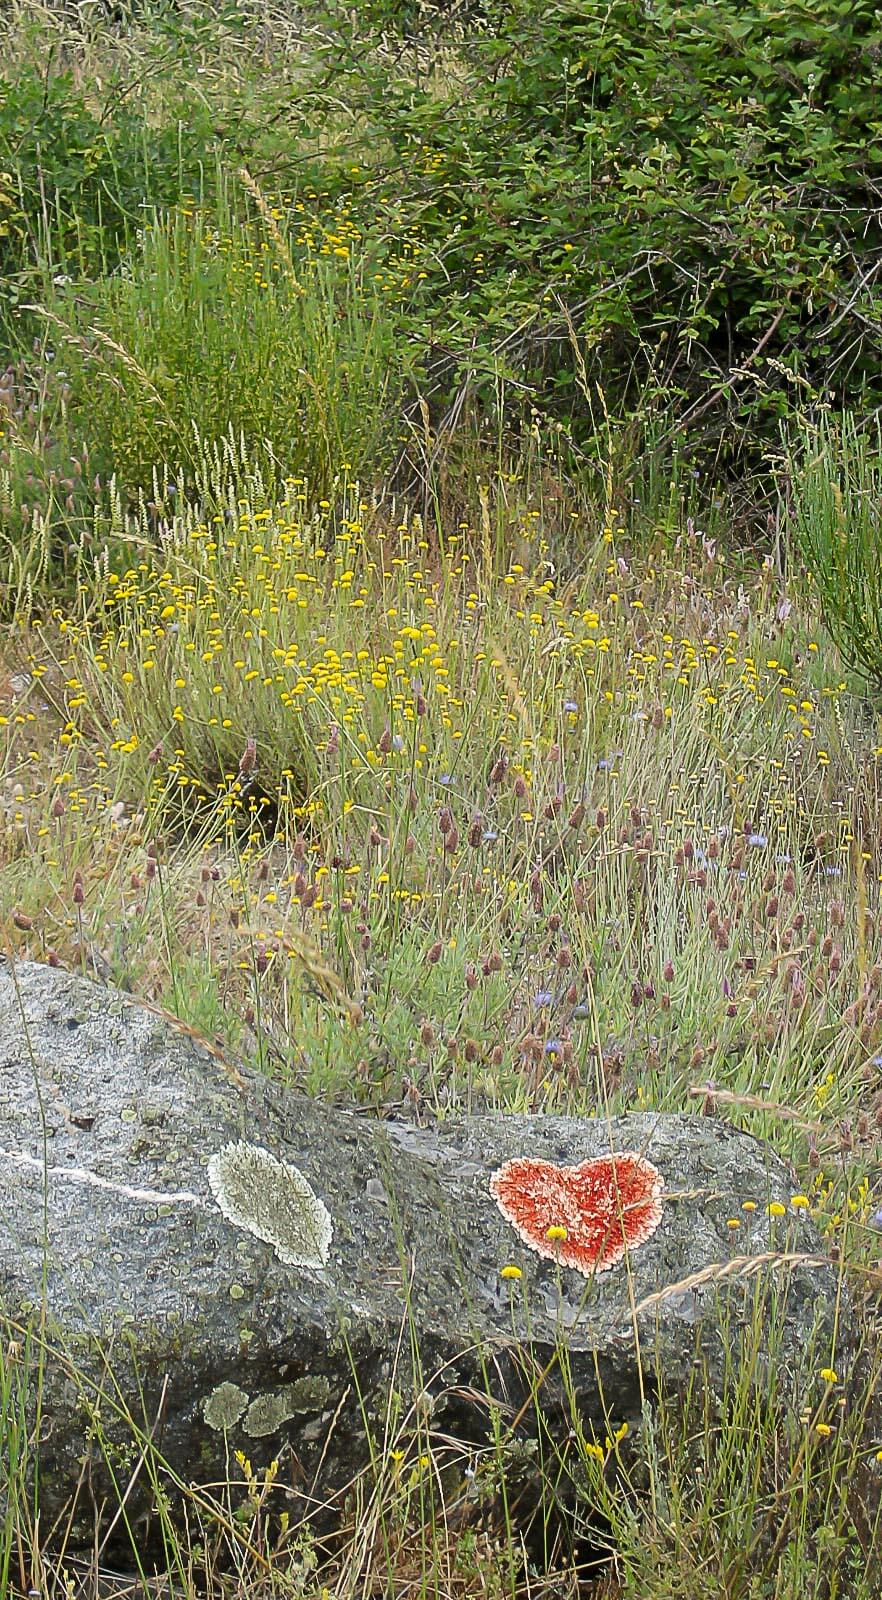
[0,58,212,317]
[3,0,881,485]
[306,0,882,463]
[1,0,881,541]
[53,203,405,498]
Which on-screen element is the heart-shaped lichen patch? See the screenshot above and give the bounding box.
[207,1141,333,1270]
[490,1152,663,1275]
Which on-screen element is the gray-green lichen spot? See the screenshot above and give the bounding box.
[207,1141,332,1270]
[244,1378,332,1438]
[287,1375,332,1412]
[203,1381,249,1431]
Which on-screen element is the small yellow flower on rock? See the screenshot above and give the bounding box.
[500,1264,522,1280]
[768,1202,787,1218]
[791,1194,810,1209]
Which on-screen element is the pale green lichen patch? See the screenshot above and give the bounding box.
[244,1390,294,1437]
[207,1142,333,1270]
[287,1375,332,1412]
[243,1377,333,1437]
[203,1381,249,1431]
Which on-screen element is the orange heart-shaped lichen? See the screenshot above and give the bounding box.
[490,1152,664,1275]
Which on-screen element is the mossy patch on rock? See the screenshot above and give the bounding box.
[203,1381,249,1431]
[287,1375,332,1412]
[244,1384,321,1437]
[207,1141,333,1270]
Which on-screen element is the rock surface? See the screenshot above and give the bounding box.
[0,960,839,1553]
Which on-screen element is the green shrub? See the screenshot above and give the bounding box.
[305,0,882,468]
[789,413,882,687]
[0,62,219,331]
[46,196,407,499]
[0,2,310,344]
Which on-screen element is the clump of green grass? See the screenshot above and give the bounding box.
[789,413,882,690]
[1,1328,36,1597]
[0,0,312,335]
[38,186,406,505]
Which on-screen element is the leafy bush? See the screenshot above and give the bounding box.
[789,413,882,687]
[0,2,308,340]
[0,62,220,329]
[46,197,406,499]
[306,0,882,467]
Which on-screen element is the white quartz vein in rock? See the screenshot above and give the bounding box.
[0,1148,204,1206]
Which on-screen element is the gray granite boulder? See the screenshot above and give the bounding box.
[0,961,839,1555]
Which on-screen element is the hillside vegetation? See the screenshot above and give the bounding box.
[2,3,882,1597]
